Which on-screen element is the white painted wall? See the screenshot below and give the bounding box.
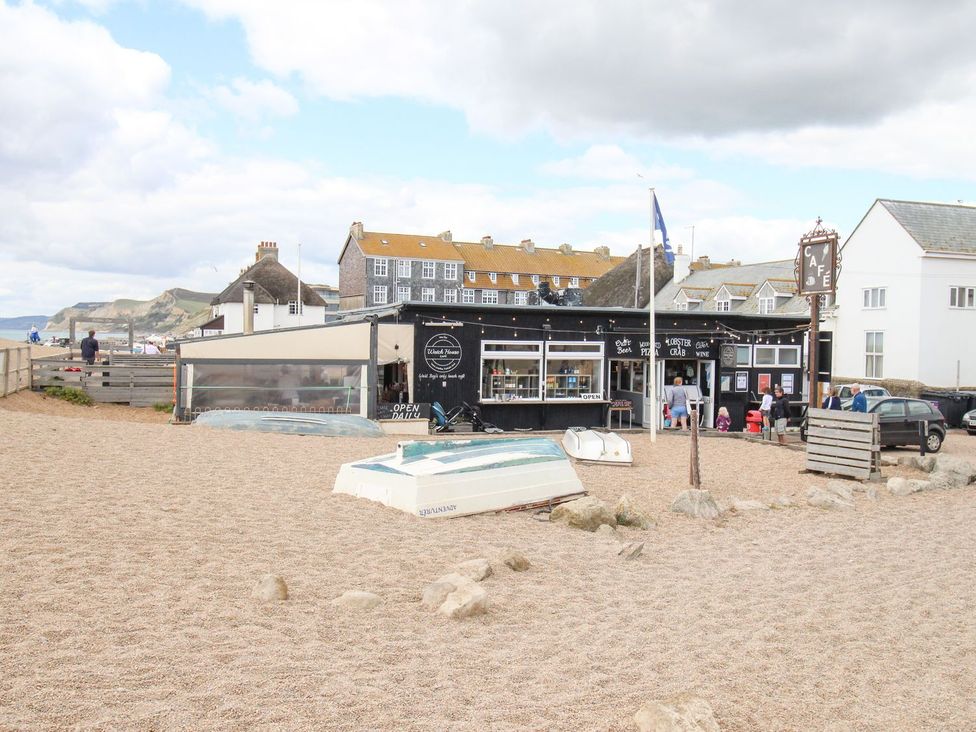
[917,254,976,386]
[831,203,923,383]
[214,303,327,334]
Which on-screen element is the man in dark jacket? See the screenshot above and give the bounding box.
[771,386,790,445]
[80,329,99,365]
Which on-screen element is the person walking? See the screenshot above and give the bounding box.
[80,329,100,365]
[822,386,842,410]
[668,376,689,430]
[850,384,867,413]
[771,386,791,445]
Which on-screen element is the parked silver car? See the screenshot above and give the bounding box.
[964,408,976,435]
[836,384,891,410]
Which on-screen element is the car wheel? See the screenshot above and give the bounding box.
[926,430,943,453]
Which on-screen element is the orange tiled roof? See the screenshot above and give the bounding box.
[455,241,624,277]
[355,232,465,261]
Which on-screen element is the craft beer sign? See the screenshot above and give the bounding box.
[797,226,838,295]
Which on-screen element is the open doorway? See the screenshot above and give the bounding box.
[380,361,409,403]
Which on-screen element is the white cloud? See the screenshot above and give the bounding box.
[212,77,299,121]
[540,145,694,182]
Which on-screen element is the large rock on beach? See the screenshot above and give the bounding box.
[932,455,976,486]
[550,496,616,531]
[670,489,721,520]
[634,693,720,732]
[614,494,654,529]
[421,581,456,610]
[498,549,530,572]
[898,455,936,473]
[251,574,288,602]
[806,487,854,510]
[438,578,488,619]
[825,481,855,502]
[332,590,381,611]
[456,558,493,582]
[887,477,925,497]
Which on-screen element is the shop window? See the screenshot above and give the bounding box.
[444,289,458,303]
[422,261,436,279]
[754,345,800,366]
[545,342,604,401]
[373,258,388,277]
[481,342,543,401]
[865,331,884,378]
[444,262,458,280]
[462,289,475,304]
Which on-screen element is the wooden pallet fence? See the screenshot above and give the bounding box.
[805,407,881,480]
[31,356,174,407]
[1,343,32,397]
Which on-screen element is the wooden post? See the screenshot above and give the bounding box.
[808,295,820,409]
[689,407,701,489]
[1,348,8,397]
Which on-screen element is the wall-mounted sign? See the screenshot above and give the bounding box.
[797,230,839,295]
[735,371,749,392]
[423,333,462,373]
[720,344,736,369]
[377,402,431,420]
[608,333,715,360]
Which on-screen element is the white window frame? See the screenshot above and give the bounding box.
[421,287,435,302]
[467,271,476,283]
[422,260,436,279]
[570,276,579,287]
[544,341,605,402]
[753,344,801,367]
[443,289,458,303]
[865,331,884,379]
[675,302,689,311]
[553,276,561,287]
[397,259,411,278]
[862,287,886,309]
[461,289,475,304]
[444,262,458,280]
[758,297,775,315]
[373,257,388,277]
[949,285,975,309]
[514,291,527,305]
[531,274,540,285]
[716,299,731,312]
[511,273,520,285]
[482,289,498,304]
[488,272,498,284]
[396,285,410,302]
[287,300,303,315]
[372,285,388,305]
[481,341,544,402]
[734,345,751,367]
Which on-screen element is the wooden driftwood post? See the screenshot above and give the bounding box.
[689,407,702,489]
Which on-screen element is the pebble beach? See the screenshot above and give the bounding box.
[2,390,975,730]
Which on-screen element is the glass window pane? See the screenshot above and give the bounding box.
[777,348,799,366]
[735,345,751,366]
[754,347,775,365]
[545,358,603,400]
[482,358,541,401]
[632,363,645,394]
[547,343,602,353]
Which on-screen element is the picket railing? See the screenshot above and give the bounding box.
[32,356,174,407]
[1,343,31,397]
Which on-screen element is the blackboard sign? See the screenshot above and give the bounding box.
[377,403,431,420]
[608,333,715,360]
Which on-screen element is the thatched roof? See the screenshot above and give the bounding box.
[581,246,673,308]
[212,256,326,307]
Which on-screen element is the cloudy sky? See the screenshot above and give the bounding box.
[2,0,975,316]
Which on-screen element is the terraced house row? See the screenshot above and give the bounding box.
[337,221,627,310]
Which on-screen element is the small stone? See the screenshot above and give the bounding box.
[251,574,288,602]
[456,558,492,582]
[421,581,455,610]
[825,481,854,502]
[596,523,618,539]
[770,496,795,508]
[617,541,644,560]
[634,693,720,732]
[806,487,854,510]
[439,579,488,619]
[880,455,898,467]
[613,494,654,529]
[331,590,381,610]
[532,511,551,522]
[499,549,530,572]
[866,486,879,500]
[550,495,616,532]
[671,489,721,519]
[887,476,921,497]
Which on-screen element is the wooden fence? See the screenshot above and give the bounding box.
[32,355,175,407]
[805,407,881,480]
[1,342,32,397]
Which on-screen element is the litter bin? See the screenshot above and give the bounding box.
[920,390,970,428]
[745,409,763,433]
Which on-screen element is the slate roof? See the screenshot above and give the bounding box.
[655,259,810,315]
[212,256,327,307]
[878,199,976,254]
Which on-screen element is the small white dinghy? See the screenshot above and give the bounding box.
[333,437,585,518]
[561,429,633,465]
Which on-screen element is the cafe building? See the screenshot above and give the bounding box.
[174,301,821,431]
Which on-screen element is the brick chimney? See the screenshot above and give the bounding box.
[242,281,255,334]
[438,230,452,242]
[697,255,711,269]
[594,245,610,260]
[349,221,364,239]
[481,235,494,250]
[256,241,278,262]
[558,242,573,255]
[520,238,535,254]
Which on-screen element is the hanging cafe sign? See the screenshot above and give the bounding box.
[796,220,839,295]
[609,334,715,360]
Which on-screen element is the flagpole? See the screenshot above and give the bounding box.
[633,243,641,308]
[648,187,657,443]
[297,242,302,327]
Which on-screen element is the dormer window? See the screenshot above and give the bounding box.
[716,298,731,312]
[468,271,476,283]
[553,276,561,287]
[511,273,519,285]
[489,272,497,284]
[570,277,579,287]
[759,297,775,314]
[531,274,540,285]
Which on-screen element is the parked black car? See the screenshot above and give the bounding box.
[801,397,947,452]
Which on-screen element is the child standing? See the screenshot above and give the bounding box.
[716,406,731,432]
[759,387,773,437]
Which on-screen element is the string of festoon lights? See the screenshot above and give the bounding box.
[413,312,812,345]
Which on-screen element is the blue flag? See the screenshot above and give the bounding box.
[653,194,675,265]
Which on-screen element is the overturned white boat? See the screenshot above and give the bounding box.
[561,429,633,465]
[333,437,585,518]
